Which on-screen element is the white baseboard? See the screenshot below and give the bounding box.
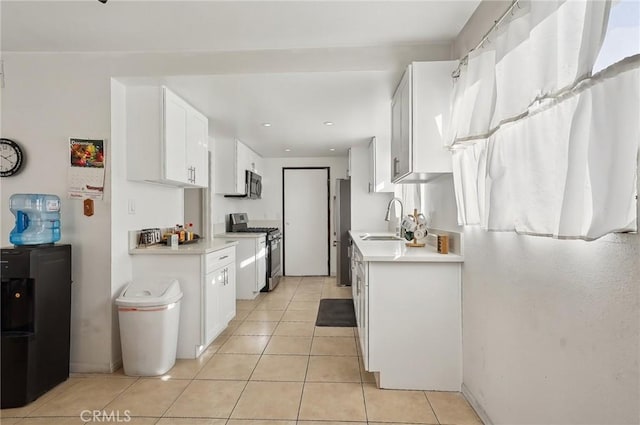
[70,362,114,374]
[462,382,494,425]
[69,358,122,374]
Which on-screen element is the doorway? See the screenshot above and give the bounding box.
[282,167,330,276]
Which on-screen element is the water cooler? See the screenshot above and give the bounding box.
[1,244,72,408]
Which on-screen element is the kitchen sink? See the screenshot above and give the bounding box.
[360,235,403,241]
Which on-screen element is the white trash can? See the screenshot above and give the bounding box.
[116,278,182,376]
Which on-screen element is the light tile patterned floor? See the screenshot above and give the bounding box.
[1,276,483,425]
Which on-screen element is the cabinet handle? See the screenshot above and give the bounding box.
[219,255,229,260]
[193,166,196,183]
[393,157,399,177]
[223,268,228,285]
[368,182,372,193]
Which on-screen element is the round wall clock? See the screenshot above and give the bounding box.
[0,138,25,177]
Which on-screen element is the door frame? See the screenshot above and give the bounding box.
[282,167,331,276]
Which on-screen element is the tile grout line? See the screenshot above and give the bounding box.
[423,390,441,425]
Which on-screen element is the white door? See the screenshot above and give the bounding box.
[283,168,329,276]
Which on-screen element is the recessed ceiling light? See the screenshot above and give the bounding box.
[262,123,272,127]
[329,148,336,151]
[285,148,291,152]
[323,121,334,126]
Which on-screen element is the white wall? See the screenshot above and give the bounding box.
[416,179,639,425]
[421,5,640,424]
[1,53,115,372]
[212,156,348,275]
[349,145,393,232]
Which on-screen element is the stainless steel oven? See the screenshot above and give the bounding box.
[227,213,281,291]
[268,232,281,291]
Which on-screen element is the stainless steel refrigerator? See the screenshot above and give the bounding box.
[334,179,351,286]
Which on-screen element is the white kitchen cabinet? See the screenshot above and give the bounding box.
[187,109,209,187]
[220,261,236,323]
[215,138,263,195]
[127,86,209,187]
[352,243,461,391]
[352,244,369,368]
[130,246,236,359]
[204,268,223,345]
[215,234,266,299]
[390,61,457,183]
[204,249,236,344]
[368,137,394,193]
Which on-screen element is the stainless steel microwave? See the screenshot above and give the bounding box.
[224,170,262,199]
[246,170,262,199]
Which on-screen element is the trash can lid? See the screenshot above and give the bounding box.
[115,278,182,308]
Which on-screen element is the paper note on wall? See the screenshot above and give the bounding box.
[67,138,105,200]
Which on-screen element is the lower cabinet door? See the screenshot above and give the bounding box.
[204,268,223,346]
[360,279,369,370]
[221,264,237,324]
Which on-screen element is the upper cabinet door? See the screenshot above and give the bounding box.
[186,109,209,187]
[127,86,209,188]
[214,138,263,195]
[235,140,252,193]
[390,61,456,184]
[164,90,189,184]
[390,68,411,182]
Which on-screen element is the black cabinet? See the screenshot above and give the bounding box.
[1,244,72,408]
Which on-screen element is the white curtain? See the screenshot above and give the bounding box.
[448,50,496,143]
[452,140,487,225]
[453,62,639,239]
[449,0,640,239]
[448,0,612,145]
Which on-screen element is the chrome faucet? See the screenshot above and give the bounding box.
[384,197,404,236]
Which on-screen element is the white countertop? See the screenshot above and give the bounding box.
[349,231,463,263]
[215,232,266,239]
[129,238,238,255]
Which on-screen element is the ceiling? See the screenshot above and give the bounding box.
[1,1,481,157]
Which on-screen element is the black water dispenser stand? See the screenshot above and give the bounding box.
[1,244,72,408]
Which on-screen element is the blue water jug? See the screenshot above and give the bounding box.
[9,194,61,245]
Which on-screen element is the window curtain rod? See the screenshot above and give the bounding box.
[452,0,521,78]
